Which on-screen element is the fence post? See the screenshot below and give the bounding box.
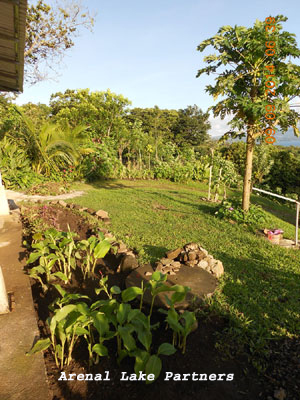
[296,202,299,246]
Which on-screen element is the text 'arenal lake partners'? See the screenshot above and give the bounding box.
[58,371,234,381]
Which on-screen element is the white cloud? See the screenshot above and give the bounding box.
[208,114,232,137]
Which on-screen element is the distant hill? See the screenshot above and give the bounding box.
[212,128,300,147]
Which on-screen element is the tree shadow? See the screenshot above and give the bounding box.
[142,244,169,263]
[89,180,129,190]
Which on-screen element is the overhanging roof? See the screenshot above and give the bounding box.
[0,0,27,92]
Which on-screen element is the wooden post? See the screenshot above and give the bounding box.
[296,202,299,246]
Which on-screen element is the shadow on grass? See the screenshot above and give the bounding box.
[143,244,169,264]
[89,180,130,190]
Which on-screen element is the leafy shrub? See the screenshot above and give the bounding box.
[215,199,267,228]
[0,137,42,189]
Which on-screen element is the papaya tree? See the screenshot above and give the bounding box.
[197,15,300,211]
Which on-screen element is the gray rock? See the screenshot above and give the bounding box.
[96,209,109,219]
[171,261,181,268]
[184,242,199,252]
[58,200,67,207]
[119,255,139,273]
[199,247,208,257]
[198,260,209,270]
[211,260,224,278]
[188,251,197,261]
[166,247,182,260]
[126,264,218,309]
[161,258,172,266]
[155,262,164,272]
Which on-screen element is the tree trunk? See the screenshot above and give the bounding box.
[242,134,255,211]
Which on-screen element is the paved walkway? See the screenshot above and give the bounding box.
[0,213,50,400]
[5,189,84,202]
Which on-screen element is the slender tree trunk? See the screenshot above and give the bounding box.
[242,133,255,211]
[223,184,227,200]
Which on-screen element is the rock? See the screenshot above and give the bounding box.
[145,271,153,276]
[96,209,109,219]
[174,268,180,272]
[198,260,209,270]
[79,207,88,212]
[168,271,176,275]
[119,255,139,273]
[161,258,172,266]
[162,266,173,273]
[186,260,197,268]
[188,251,197,261]
[274,388,287,400]
[184,243,199,252]
[86,208,96,215]
[196,250,207,260]
[171,261,181,268]
[117,242,127,253]
[211,260,224,278]
[58,200,67,207]
[155,263,164,272]
[166,247,183,260]
[126,264,218,310]
[199,247,208,257]
[183,254,188,262]
[208,258,216,267]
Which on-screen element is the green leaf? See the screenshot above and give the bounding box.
[94,239,111,259]
[157,343,176,356]
[117,303,131,325]
[76,302,90,316]
[75,326,90,336]
[53,271,68,282]
[55,304,77,322]
[133,349,150,375]
[26,338,51,355]
[27,252,41,264]
[121,286,143,302]
[145,355,162,383]
[110,286,121,295]
[92,343,108,357]
[92,312,109,336]
[53,284,67,298]
[118,326,136,352]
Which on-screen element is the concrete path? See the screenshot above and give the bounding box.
[0,213,50,400]
[5,189,84,202]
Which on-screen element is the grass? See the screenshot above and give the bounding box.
[70,179,300,362]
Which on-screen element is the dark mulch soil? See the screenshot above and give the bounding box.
[24,205,300,400]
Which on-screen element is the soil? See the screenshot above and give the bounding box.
[23,205,300,400]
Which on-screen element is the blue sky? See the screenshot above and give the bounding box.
[17,0,300,136]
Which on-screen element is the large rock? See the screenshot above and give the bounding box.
[126,264,217,309]
[166,247,182,260]
[210,260,224,278]
[96,209,109,219]
[119,255,139,273]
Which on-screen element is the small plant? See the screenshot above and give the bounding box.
[76,233,111,278]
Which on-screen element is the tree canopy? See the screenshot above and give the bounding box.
[25,0,95,84]
[197,15,300,210]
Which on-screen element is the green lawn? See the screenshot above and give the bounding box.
[71,179,300,359]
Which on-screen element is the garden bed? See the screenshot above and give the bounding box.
[20,203,297,400]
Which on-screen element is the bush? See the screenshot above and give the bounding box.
[215,199,267,229]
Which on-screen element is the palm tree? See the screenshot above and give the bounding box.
[13,108,91,176]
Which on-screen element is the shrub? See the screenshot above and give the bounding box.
[215,199,267,229]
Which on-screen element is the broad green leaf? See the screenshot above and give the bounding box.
[76,302,90,316]
[133,349,150,375]
[26,338,51,355]
[117,303,131,325]
[145,355,162,383]
[55,304,77,322]
[118,326,136,352]
[27,252,41,264]
[92,343,108,357]
[110,286,121,295]
[121,286,143,302]
[94,240,111,259]
[53,271,68,282]
[157,343,176,356]
[92,312,109,336]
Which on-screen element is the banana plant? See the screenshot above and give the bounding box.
[77,233,111,278]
